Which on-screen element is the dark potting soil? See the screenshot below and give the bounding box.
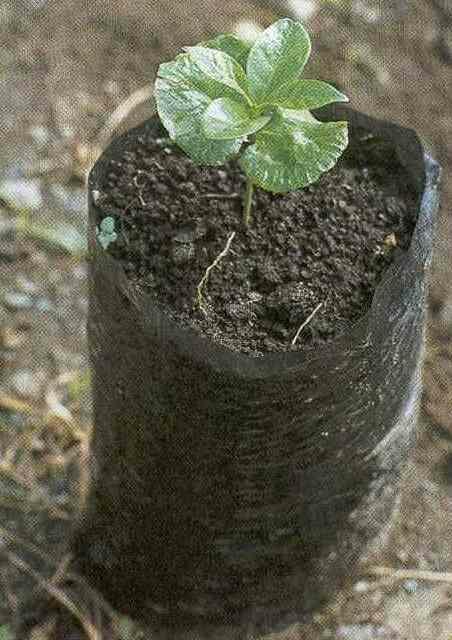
[95,120,418,356]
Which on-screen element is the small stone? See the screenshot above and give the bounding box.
[15,274,38,294]
[403,578,418,593]
[337,623,391,639]
[2,291,33,310]
[0,178,43,210]
[35,297,52,312]
[8,369,44,400]
[353,580,370,593]
[232,20,263,43]
[352,0,381,23]
[179,181,196,194]
[28,125,50,146]
[171,243,195,265]
[286,0,318,20]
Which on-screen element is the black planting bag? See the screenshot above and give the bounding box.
[73,104,441,637]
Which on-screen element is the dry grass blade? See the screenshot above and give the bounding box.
[0,524,119,623]
[7,550,102,640]
[97,85,154,148]
[366,566,452,584]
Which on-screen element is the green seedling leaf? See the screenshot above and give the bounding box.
[155,54,245,164]
[262,79,349,110]
[246,18,311,102]
[155,17,350,224]
[239,108,348,193]
[96,216,118,250]
[201,33,252,69]
[182,46,252,102]
[203,97,272,140]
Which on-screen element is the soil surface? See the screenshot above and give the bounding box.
[98,121,416,354]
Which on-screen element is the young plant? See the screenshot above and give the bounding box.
[155,18,350,226]
[96,216,117,250]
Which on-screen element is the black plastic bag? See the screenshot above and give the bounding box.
[73,104,441,637]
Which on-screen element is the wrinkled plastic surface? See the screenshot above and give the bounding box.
[75,104,441,636]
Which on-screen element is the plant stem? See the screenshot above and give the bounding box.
[243,178,254,227]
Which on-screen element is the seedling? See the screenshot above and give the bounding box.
[155,18,349,226]
[96,216,117,250]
